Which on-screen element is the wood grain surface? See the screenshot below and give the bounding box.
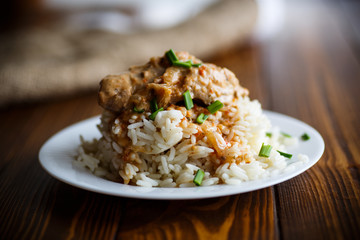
[0,1,359,239]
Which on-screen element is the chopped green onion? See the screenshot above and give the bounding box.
[258,143,272,158]
[165,49,202,68]
[281,132,292,138]
[149,107,164,120]
[183,90,194,110]
[165,49,179,63]
[133,107,144,113]
[193,169,205,186]
[192,63,202,67]
[266,132,272,137]
[150,98,158,113]
[301,133,310,141]
[173,60,192,68]
[207,100,224,114]
[277,150,293,159]
[196,113,209,124]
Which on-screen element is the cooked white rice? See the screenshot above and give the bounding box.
[75,96,306,187]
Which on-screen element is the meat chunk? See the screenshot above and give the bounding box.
[98,51,248,113]
[98,74,133,112]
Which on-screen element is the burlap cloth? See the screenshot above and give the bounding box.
[0,0,257,106]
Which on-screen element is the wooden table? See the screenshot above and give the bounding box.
[1,2,359,239]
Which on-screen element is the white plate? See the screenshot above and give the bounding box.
[39,111,324,200]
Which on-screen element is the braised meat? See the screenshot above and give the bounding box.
[98,51,248,113]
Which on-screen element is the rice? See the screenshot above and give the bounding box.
[75,96,308,188]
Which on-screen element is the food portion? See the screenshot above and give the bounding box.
[75,49,307,187]
[98,50,248,114]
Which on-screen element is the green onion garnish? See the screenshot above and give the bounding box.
[150,98,158,113]
[165,49,201,68]
[258,143,272,158]
[149,107,164,120]
[301,133,310,141]
[207,100,224,114]
[196,113,209,124]
[193,169,205,186]
[133,107,144,113]
[165,49,179,63]
[183,90,194,110]
[192,63,202,67]
[173,60,192,68]
[281,132,292,138]
[277,150,292,159]
[266,132,272,137]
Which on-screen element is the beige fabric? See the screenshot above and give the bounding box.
[0,0,257,106]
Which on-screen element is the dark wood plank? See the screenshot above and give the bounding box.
[258,2,360,239]
[116,189,277,240]
[0,93,102,239]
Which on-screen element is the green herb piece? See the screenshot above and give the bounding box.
[192,63,202,67]
[183,90,194,110]
[301,133,310,141]
[281,132,292,138]
[150,98,158,113]
[277,150,293,159]
[266,132,272,137]
[133,107,144,113]
[258,143,272,158]
[173,60,192,68]
[207,100,224,114]
[193,169,205,186]
[196,113,209,124]
[165,49,179,63]
[165,49,201,68]
[149,107,164,120]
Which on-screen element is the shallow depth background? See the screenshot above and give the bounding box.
[0,0,359,239]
